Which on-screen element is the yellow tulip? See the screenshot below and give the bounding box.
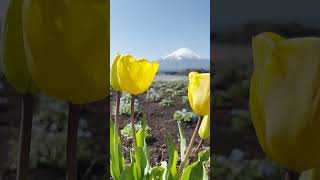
[198,114,210,139]
[111,54,121,91]
[188,72,210,116]
[1,0,37,93]
[22,0,109,104]
[116,54,159,95]
[250,32,320,172]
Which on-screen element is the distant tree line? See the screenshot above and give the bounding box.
[212,22,320,44]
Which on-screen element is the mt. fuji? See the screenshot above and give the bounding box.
[157,48,209,72]
[162,48,201,60]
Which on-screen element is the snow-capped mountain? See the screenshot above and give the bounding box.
[158,48,210,72]
[162,48,201,60]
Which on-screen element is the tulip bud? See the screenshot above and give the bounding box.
[116,54,159,95]
[1,0,37,93]
[199,114,210,139]
[23,0,109,104]
[250,32,320,171]
[188,72,210,116]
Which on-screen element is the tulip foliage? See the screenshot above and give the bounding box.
[250,32,320,175]
[110,115,210,180]
[110,54,210,180]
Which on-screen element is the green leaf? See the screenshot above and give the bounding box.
[141,114,147,130]
[149,166,165,179]
[134,114,151,179]
[137,125,144,148]
[133,163,138,180]
[136,146,147,178]
[114,114,153,180]
[141,115,150,175]
[110,120,124,180]
[181,161,208,180]
[164,134,179,180]
[110,121,116,178]
[180,148,210,180]
[120,163,137,180]
[177,122,187,161]
[130,148,135,163]
[198,148,210,164]
[202,165,208,180]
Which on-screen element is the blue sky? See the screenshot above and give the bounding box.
[111,0,210,61]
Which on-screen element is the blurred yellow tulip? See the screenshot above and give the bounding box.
[250,32,320,171]
[116,54,159,95]
[111,54,121,91]
[1,0,37,93]
[188,72,210,116]
[23,0,109,104]
[198,114,210,139]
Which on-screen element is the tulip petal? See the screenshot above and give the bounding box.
[111,54,121,90]
[23,0,109,104]
[117,55,159,95]
[130,59,159,93]
[188,72,210,116]
[251,32,320,171]
[117,54,141,94]
[1,0,37,93]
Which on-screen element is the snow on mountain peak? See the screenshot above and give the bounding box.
[162,48,201,60]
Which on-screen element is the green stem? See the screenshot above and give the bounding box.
[113,91,121,178]
[177,116,202,179]
[67,103,80,180]
[130,94,140,178]
[16,94,33,180]
[194,138,203,155]
[284,170,299,180]
[115,92,121,122]
[130,95,137,152]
